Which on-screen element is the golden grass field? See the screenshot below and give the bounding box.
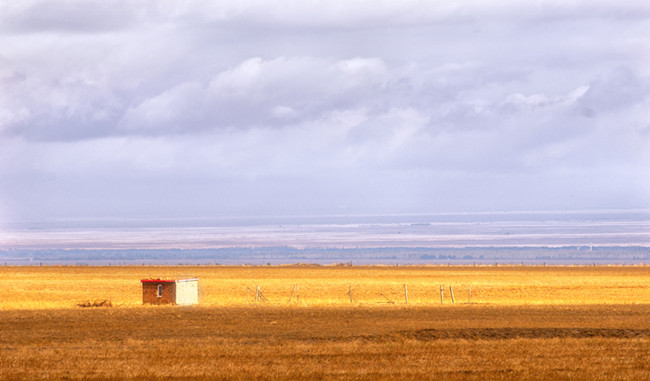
[1,265,649,380]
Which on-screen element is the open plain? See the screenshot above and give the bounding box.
[1,265,649,380]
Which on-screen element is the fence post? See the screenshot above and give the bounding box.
[404,284,408,304]
[440,285,444,304]
[289,284,296,303]
[450,285,455,304]
[468,284,472,303]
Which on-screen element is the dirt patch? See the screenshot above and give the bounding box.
[403,327,650,340]
[76,300,112,308]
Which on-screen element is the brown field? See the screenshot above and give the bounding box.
[1,265,649,380]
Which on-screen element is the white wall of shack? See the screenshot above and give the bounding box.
[175,280,198,305]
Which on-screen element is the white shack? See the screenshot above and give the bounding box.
[141,278,199,305]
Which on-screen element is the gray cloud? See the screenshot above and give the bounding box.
[0,1,139,34]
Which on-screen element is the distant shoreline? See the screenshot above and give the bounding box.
[2,245,648,266]
[2,210,648,265]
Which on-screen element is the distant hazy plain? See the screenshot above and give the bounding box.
[2,210,649,250]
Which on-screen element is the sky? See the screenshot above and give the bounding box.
[1,0,649,224]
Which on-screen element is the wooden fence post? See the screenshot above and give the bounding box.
[404,284,408,304]
[440,285,444,304]
[468,284,472,303]
[347,286,353,304]
[255,286,269,303]
[289,284,297,303]
[450,285,455,304]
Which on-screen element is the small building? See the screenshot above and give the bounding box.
[141,278,199,305]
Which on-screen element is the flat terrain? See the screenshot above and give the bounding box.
[1,266,649,380]
[2,265,649,308]
[4,212,649,250]
[1,305,649,380]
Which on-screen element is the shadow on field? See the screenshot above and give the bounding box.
[402,327,650,340]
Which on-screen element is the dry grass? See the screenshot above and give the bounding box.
[0,266,649,380]
[1,305,648,380]
[1,265,649,309]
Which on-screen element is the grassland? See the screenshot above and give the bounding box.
[1,265,649,309]
[1,265,649,380]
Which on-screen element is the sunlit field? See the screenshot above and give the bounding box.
[1,265,649,309]
[1,266,649,380]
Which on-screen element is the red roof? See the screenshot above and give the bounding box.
[140,278,198,283]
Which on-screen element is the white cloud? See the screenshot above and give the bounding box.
[336,57,387,75]
[208,57,265,98]
[119,81,204,132]
[270,105,299,120]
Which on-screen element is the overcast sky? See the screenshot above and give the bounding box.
[1,0,649,224]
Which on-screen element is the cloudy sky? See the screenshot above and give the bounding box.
[1,0,649,224]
